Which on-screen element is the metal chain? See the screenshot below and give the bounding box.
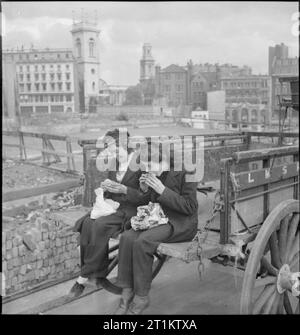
[185,190,224,279]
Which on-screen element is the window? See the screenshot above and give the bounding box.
[27,65,30,72]
[165,73,171,80]
[59,95,64,102]
[58,83,62,91]
[76,38,81,58]
[51,83,55,91]
[57,54,61,59]
[57,64,61,71]
[66,53,69,59]
[57,73,62,81]
[19,54,23,61]
[19,65,23,73]
[40,95,44,102]
[91,68,95,74]
[66,83,71,91]
[51,95,55,102]
[26,54,29,60]
[42,73,46,81]
[42,83,47,91]
[19,74,24,82]
[27,84,31,92]
[19,84,25,92]
[66,94,72,102]
[35,65,38,72]
[35,83,40,91]
[164,85,170,92]
[35,95,39,102]
[66,64,70,70]
[34,54,38,60]
[27,74,31,81]
[35,74,39,81]
[92,82,95,91]
[42,65,45,71]
[89,38,95,57]
[66,73,70,80]
[50,73,55,81]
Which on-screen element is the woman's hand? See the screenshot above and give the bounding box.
[104,183,127,194]
[144,174,165,195]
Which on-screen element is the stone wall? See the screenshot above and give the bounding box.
[2,212,80,297]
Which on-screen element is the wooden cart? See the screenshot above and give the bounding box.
[76,131,299,314]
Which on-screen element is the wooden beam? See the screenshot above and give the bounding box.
[3,179,81,202]
[232,145,299,163]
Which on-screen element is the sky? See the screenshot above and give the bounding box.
[2,1,299,86]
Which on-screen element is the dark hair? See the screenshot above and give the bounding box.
[104,128,133,154]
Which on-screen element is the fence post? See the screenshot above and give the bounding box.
[66,138,71,172]
[18,131,24,160]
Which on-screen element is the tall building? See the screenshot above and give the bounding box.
[220,75,271,125]
[140,43,155,84]
[154,64,189,107]
[268,43,299,117]
[71,13,101,112]
[268,43,289,75]
[2,48,78,117]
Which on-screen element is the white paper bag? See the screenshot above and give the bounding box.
[90,188,120,220]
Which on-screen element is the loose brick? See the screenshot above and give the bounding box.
[6,240,12,250]
[13,258,20,267]
[7,260,13,270]
[37,260,43,269]
[12,276,18,287]
[23,234,37,251]
[12,236,22,247]
[6,251,12,260]
[18,245,25,256]
[20,264,26,275]
[12,247,18,258]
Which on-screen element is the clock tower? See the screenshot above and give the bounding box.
[71,10,100,112]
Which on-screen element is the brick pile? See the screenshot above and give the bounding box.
[2,211,80,296]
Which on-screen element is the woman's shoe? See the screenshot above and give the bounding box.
[69,281,85,298]
[127,296,150,315]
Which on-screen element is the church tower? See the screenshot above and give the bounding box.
[71,10,100,112]
[140,43,155,84]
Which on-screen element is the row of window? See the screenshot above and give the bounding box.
[16,53,71,62]
[19,94,73,103]
[162,73,185,80]
[222,80,268,88]
[19,72,71,82]
[19,82,72,92]
[225,90,269,97]
[18,64,70,73]
[76,38,95,58]
[163,84,185,92]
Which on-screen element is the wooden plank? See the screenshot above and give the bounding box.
[244,131,298,138]
[2,143,22,148]
[232,162,299,191]
[232,145,298,163]
[3,179,81,202]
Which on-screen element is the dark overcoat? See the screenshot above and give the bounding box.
[129,170,199,243]
[73,154,148,233]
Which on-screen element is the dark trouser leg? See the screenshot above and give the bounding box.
[133,224,172,296]
[80,211,125,278]
[117,224,172,295]
[117,229,140,289]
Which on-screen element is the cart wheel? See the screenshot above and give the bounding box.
[100,244,167,295]
[240,199,299,314]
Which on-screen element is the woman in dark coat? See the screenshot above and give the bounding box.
[115,145,198,314]
[70,129,148,297]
